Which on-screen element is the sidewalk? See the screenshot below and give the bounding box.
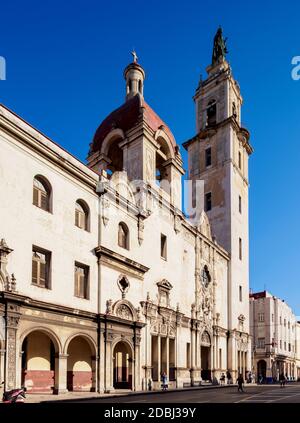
[25,383,255,403]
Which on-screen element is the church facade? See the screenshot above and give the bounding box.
[0,31,253,394]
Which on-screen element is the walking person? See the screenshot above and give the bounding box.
[279,373,286,388]
[220,372,225,386]
[226,370,232,385]
[237,373,245,393]
[161,371,168,391]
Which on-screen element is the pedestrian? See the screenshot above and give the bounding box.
[258,374,263,384]
[220,372,225,386]
[279,373,286,388]
[161,371,168,391]
[226,370,232,385]
[237,373,244,393]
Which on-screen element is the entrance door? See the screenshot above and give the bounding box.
[201,346,211,381]
[113,342,133,389]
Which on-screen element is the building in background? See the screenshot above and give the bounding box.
[250,291,298,382]
[0,28,253,394]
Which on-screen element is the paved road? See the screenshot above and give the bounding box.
[53,383,300,403]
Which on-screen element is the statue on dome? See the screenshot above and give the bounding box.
[212,27,228,66]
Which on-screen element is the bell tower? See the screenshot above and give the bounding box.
[183,27,253,378]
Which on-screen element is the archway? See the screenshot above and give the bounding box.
[257,360,267,380]
[201,331,211,381]
[67,336,94,392]
[113,341,133,389]
[21,330,58,393]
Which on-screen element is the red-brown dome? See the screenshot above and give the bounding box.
[90,94,177,154]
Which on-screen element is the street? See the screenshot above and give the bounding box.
[48,383,300,404]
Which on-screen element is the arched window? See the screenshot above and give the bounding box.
[206,100,217,126]
[118,222,129,250]
[138,79,142,93]
[33,176,51,212]
[75,200,90,231]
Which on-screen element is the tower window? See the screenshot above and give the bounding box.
[118,222,129,250]
[232,102,237,119]
[258,313,264,322]
[239,195,242,214]
[206,100,217,126]
[205,147,212,167]
[238,151,242,169]
[239,238,242,260]
[161,234,167,260]
[239,285,242,302]
[138,79,142,93]
[205,192,212,212]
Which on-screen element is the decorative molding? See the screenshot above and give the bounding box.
[95,246,149,280]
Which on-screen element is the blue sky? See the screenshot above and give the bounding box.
[1,1,300,312]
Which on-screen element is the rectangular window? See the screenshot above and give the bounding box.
[288,343,291,352]
[239,195,242,214]
[239,238,242,260]
[238,151,242,169]
[74,263,89,299]
[205,147,212,167]
[280,340,282,349]
[161,234,167,260]
[239,285,242,302]
[284,319,286,327]
[219,348,222,369]
[205,192,212,212]
[32,247,51,289]
[257,338,265,349]
[284,342,286,350]
[258,313,265,322]
[280,316,282,325]
[186,343,191,368]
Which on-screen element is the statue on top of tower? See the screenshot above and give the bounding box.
[131,50,138,63]
[212,27,228,66]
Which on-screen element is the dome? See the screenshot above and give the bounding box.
[90,94,177,155]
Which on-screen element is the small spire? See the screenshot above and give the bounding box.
[131,50,138,63]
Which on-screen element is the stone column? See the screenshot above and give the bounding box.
[0,348,5,384]
[190,328,195,386]
[166,337,170,380]
[5,306,21,390]
[157,335,161,384]
[54,353,68,394]
[104,337,114,393]
[91,355,97,392]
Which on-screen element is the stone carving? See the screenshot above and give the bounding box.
[116,304,133,321]
[174,213,181,234]
[101,197,110,226]
[201,331,211,347]
[157,279,173,308]
[0,239,16,292]
[117,275,130,298]
[198,211,212,240]
[106,299,113,315]
[137,216,145,246]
